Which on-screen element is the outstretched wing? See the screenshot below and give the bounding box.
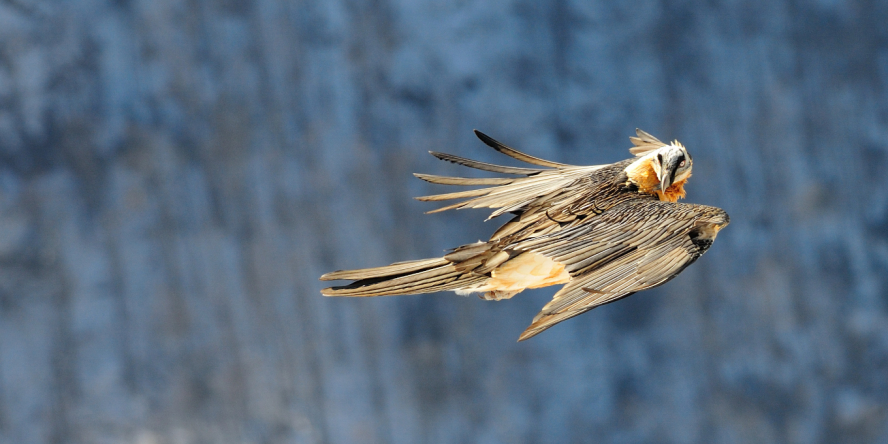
[511,201,728,341]
[414,130,608,220]
[415,130,651,241]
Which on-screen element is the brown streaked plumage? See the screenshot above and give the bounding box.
[320,129,729,341]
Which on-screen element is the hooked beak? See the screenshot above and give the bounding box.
[659,169,672,192]
[655,153,679,191]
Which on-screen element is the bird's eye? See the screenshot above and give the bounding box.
[680,160,686,167]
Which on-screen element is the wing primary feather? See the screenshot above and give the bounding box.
[413,173,516,186]
[473,130,569,168]
[415,188,493,202]
[425,200,470,214]
[429,151,544,175]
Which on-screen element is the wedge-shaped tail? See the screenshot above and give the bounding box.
[320,241,504,297]
[321,257,492,297]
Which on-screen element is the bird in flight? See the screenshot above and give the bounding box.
[321,129,729,341]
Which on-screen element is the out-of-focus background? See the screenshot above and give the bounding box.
[0,1,886,443]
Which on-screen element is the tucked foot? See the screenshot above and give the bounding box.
[480,290,519,301]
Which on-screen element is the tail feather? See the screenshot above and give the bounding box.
[320,258,449,281]
[321,257,489,297]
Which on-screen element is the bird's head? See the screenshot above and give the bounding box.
[625,130,692,202]
[650,142,692,193]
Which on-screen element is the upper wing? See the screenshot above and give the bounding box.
[511,201,728,341]
[415,130,645,242]
[414,130,607,220]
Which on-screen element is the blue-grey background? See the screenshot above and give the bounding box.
[0,0,886,443]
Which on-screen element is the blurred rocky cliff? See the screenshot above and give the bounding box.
[0,1,886,443]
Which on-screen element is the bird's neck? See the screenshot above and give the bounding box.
[624,157,689,203]
[658,179,688,203]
